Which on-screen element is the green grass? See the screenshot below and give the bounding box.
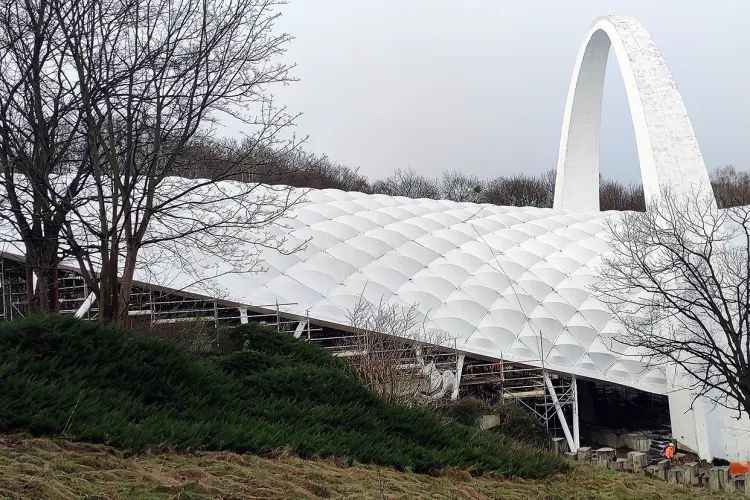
[0,315,567,478]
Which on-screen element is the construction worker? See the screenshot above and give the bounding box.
[664,442,676,463]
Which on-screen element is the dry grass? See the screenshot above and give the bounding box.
[0,435,740,499]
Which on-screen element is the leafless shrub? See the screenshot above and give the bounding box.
[482,170,555,208]
[440,170,483,203]
[345,296,458,408]
[372,168,439,199]
[711,165,750,209]
[599,179,645,211]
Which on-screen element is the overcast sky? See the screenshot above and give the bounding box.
[269,1,749,183]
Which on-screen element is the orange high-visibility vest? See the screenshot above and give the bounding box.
[665,444,675,459]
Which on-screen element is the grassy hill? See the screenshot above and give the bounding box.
[0,435,734,500]
[0,315,566,478]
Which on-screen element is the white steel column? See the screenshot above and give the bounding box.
[75,292,97,318]
[572,376,580,449]
[451,354,465,400]
[544,373,577,453]
[239,308,248,324]
[293,320,308,339]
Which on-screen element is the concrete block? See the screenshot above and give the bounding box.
[734,476,745,491]
[551,437,566,455]
[683,462,699,486]
[667,467,684,485]
[581,427,624,449]
[596,447,616,469]
[627,451,647,473]
[623,434,651,453]
[609,458,628,472]
[645,465,659,478]
[655,460,669,481]
[564,451,577,461]
[709,466,730,491]
[576,446,592,462]
[746,471,750,494]
[718,466,730,491]
[478,415,501,430]
[724,475,737,493]
[597,447,616,460]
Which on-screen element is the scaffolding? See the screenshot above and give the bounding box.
[0,255,305,338]
[460,356,578,451]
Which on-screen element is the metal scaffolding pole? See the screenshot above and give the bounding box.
[572,375,580,449]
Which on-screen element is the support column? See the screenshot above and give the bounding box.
[239,308,249,324]
[544,373,577,453]
[293,320,308,339]
[451,354,465,400]
[572,375,580,449]
[692,395,712,460]
[275,300,280,331]
[75,292,97,318]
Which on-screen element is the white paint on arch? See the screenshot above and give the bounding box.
[554,16,713,211]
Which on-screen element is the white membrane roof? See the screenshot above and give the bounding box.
[134,183,667,394]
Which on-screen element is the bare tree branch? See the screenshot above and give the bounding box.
[597,187,750,418]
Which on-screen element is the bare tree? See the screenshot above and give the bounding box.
[372,168,439,199]
[599,179,645,212]
[0,0,91,312]
[597,189,750,418]
[289,152,372,192]
[346,296,458,407]
[44,0,303,323]
[711,165,750,209]
[440,170,483,203]
[482,170,555,208]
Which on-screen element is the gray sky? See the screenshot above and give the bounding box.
[271,1,749,183]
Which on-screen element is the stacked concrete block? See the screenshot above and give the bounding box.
[667,467,684,485]
[596,447,616,468]
[709,466,730,491]
[551,437,566,455]
[724,475,737,493]
[564,451,577,461]
[682,462,699,486]
[576,446,592,462]
[609,458,628,472]
[732,475,744,492]
[654,460,669,481]
[623,434,651,453]
[627,451,647,474]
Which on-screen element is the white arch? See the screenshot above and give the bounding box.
[554,16,713,211]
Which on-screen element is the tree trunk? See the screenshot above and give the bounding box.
[35,271,50,313]
[116,244,140,326]
[24,247,61,314]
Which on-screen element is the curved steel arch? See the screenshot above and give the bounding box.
[553,16,713,211]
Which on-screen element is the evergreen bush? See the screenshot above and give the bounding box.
[0,315,567,477]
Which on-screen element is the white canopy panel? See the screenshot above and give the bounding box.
[122,182,663,394]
